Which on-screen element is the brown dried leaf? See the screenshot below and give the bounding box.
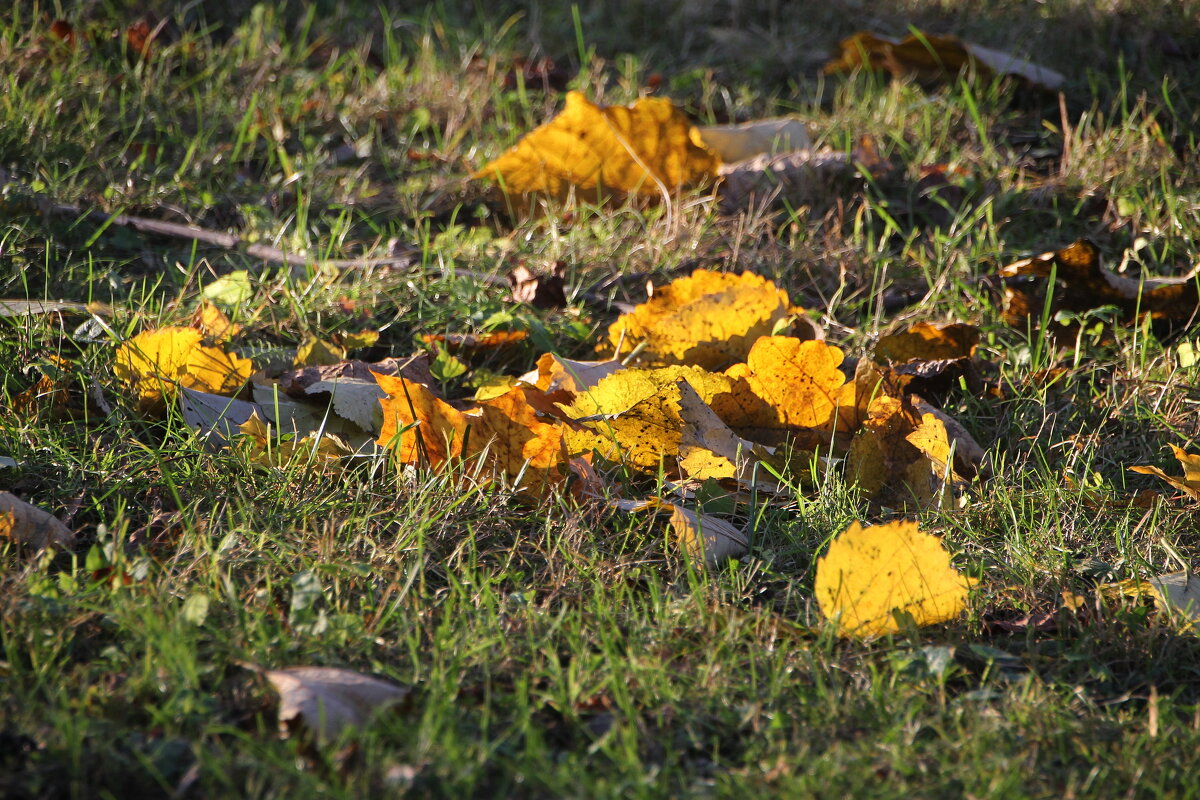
[0,492,74,550]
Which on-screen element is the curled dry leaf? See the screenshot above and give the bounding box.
[614,498,747,566]
[697,117,811,163]
[874,322,978,363]
[264,666,411,742]
[825,30,1064,90]
[717,150,854,214]
[508,261,567,309]
[1112,571,1200,626]
[474,91,719,200]
[815,519,973,638]
[0,492,74,550]
[1130,445,1200,502]
[602,270,812,369]
[421,330,528,354]
[521,352,622,394]
[1000,239,1200,333]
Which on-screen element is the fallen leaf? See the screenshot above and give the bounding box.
[49,19,77,48]
[238,412,351,468]
[201,270,252,306]
[192,300,241,341]
[1130,445,1200,502]
[717,150,854,213]
[846,396,970,508]
[815,519,972,637]
[114,327,252,413]
[508,261,567,309]
[0,492,74,549]
[560,366,769,486]
[614,498,747,566]
[294,337,345,368]
[722,336,852,434]
[825,30,1064,90]
[0,299,110,317]
[521,352,623,394]
[12,355,74,420]
[376,375,567,493]
[602,270,806,369]
[1000,239,1200,333]
[697,117,811,163]
[181,387,261,448]
[474,91,719,200]
[280,356,435,398]
[264,666,410,742]
[421,330,529,353]
[1113,571,1200,626]
[875,322,978,363]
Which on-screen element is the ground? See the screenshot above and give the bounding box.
[3,1,1200,797]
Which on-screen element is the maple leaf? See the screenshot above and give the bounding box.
[375,375,567,494]
[815,519,973,637]
[1130,445,1200,502]
[114,326,251,413]
[602,270,808,369]
[474,91,719,199]
[1000,239,1200,335]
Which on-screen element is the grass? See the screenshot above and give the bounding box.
[4,0,1200,797]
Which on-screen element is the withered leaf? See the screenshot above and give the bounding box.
[1000,239,1200,334]
[0,492,74,550]
[508,261,567,309]
[264,666,411,743]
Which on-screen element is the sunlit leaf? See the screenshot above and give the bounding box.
[602,270,803,369]
[1130,445,1200,502]
[474,91,719,199]
[114,327,251,413]
[815,519,972,637]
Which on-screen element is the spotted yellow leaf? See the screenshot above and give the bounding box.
[603,270,800,369]
[815,520,973,637]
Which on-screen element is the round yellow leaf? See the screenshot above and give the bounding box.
[815,520,972,637]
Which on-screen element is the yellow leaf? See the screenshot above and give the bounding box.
[846,398,960,508]
[474,91,719,199]
[523,352,622,394]
[616,498,747,566]
[1130,445,1200,502]
[561,366,758,482]
[114,326,251,413]
[375,373,468,467]
[192,300,241,341]
[294,337,345,368]
[237,411,349,468]
[603,270,798,369]
[815,519,972,637]
[375,374,566,495]
[874,322,978,363]
[338,330,380,350]
[722,336,850,432]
